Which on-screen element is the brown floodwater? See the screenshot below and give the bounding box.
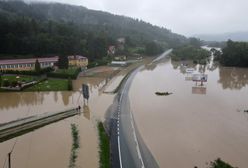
[129,57,248,167]
[0,72,117,168]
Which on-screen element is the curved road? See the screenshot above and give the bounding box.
[108,49,172,168]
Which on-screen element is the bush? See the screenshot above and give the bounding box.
[0,67,54,76]
[209,158,235,168]
[68,78,73,91]
[2,79,10,87]
[11,80,18,87]
[47,67,81,79]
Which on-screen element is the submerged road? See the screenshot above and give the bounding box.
[108,50,172,168]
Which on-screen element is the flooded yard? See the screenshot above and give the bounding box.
[0,67,119,168]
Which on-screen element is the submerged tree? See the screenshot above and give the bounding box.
[209,158,235,168]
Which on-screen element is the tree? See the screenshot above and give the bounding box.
[145,41,163,55]
[189,37,202,48]
[220,40,248,67]
[35,59,41,73]
[58,55,69,69]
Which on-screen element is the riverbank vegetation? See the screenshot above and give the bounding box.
[218,40,248,67]
[97,122,110,168]
[209,158,235,168]
[69,124,80,168]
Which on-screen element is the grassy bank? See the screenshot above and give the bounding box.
[24,79,69,91]
[47,67,81,79]
[97,122,110,168]
[69,124,80,168]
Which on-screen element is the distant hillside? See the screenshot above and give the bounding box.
[0,0,187,58]
[195,32,248,42]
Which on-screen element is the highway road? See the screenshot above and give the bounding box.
[107,50,172,168]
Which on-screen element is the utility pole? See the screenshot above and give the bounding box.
[8,152,11,168]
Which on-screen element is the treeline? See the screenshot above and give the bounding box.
[0,1,188,60]
[0,13,110,61]
[219,40,248,67]
[171,38,211,63]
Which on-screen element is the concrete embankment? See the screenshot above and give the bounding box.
[0,108,80,142]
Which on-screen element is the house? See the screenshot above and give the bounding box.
[107,46,116,56]
[0,57,58,71]
[117,38,125,44]
[68,55,88,69]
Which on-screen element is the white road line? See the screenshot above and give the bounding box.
[118,136,123,168]
[130,111,145,168]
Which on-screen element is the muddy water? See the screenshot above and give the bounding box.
[0,75,116,168]
[130,58,248,168]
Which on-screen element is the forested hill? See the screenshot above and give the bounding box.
[0,0,187,59]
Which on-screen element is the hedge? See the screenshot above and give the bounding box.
[47,68,81,79]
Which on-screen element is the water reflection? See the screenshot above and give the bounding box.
[61,92,73,106]
[83,104,90,120]
[170,59,248,90]
[218,67,248,90]
[192,86,207,95]
[0,92,75,110]
[0,92,45,110]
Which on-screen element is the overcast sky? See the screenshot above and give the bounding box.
[28,0,248,36]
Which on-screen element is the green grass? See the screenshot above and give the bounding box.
[47,67,81,79]
[2,75,35,83]
[55,67,79,75]
[98,122,110,168]
[24,79,69,91]
[69,124,80,168]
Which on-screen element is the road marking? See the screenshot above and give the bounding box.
[130,111,145,168]
[118,136,123,168]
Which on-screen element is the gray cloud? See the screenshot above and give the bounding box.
[28,0,248,36]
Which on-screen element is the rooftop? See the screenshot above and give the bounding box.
[0,57,59,65]
[68,55,87,60]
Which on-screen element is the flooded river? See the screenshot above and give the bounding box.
[129,57,248,167]
[0,74,116,168]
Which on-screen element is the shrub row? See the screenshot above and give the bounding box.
[0,67,53,76]
[47,68,81,79]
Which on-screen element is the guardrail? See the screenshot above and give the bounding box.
[0,108,80,142]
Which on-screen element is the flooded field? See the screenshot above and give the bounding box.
[130,58,248,167]
[0,69,117,168]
